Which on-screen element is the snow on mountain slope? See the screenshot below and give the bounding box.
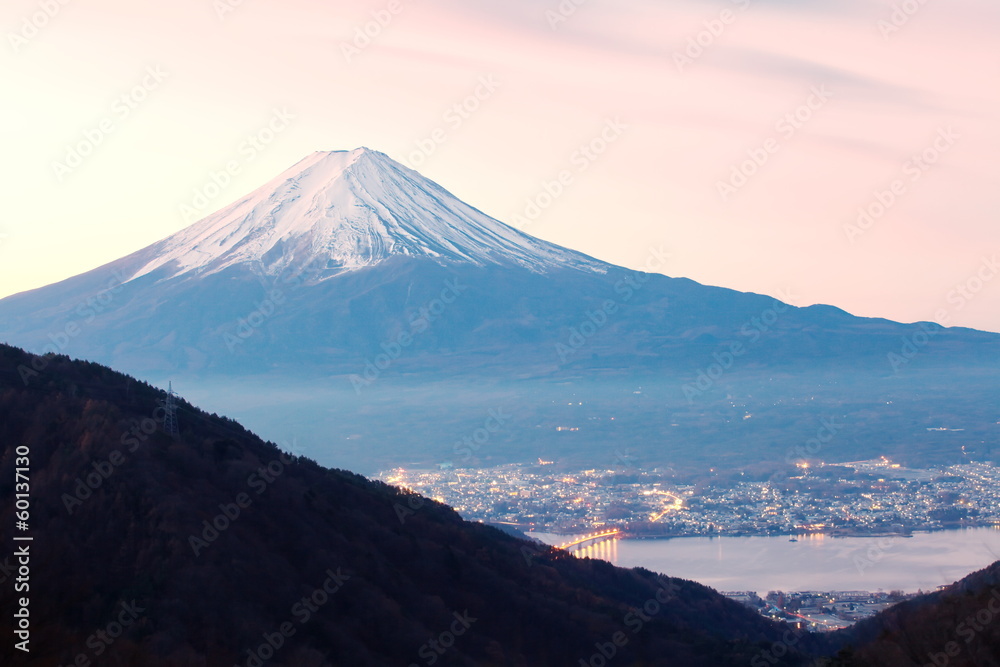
[127,148,607,283]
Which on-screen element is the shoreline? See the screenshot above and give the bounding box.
[528,525,1000,542]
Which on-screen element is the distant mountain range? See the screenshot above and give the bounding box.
[1,149,997,473]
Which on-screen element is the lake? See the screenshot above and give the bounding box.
[529,527,1000,595]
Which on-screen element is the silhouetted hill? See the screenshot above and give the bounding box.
[0,344,829,666]
[831,560,1000,666]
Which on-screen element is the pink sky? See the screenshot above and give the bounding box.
[2,0,998,331]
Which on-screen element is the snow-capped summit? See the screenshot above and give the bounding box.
[127,148,606,284]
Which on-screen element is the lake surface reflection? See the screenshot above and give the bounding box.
[530,528,1000,595]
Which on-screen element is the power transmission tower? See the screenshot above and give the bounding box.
[161,381,179,438]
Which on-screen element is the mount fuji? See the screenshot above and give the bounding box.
[1,148,997,473]
[0,148,621,376]
[138,148,608,281]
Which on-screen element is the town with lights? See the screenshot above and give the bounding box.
[378,457,1000,630]
[378,458,1000,538]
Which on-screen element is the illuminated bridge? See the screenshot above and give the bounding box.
[557,529,621,561]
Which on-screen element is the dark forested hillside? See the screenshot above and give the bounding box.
[831,560,1000,666]
[0,344,829,666]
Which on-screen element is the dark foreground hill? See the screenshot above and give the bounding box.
[831,560,1000,666]
[0,343,835,666]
